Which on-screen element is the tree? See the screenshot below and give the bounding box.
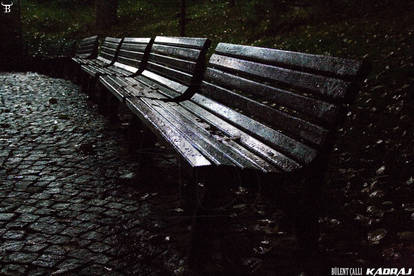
[95,0,118,31]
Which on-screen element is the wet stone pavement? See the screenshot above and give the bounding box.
[0,72,185,275]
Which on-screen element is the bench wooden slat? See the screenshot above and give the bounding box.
[154,36,208,49]
[154,98,278,172]
[123,37,152,44]
[94,37,152,78]
[209,54,351,100]
[100,45,118,53]
[77,45,96,53]
[111,61,138,74]
[118,43,147,53]
[96,56,112,64]
[148,53,197,75]
[149,86,301,172]
[123,36,209,101]
[99,75,130,102]
[204,67,339,125]
[105,37,122,43]
[137,71,188,94]
[80,37,124,76]
[75,35,98,57]
[151,44,201,61]
[200,81,329,146]
[215,43,366,79]
[80,35,98,42]
[117,50,145,61]
[145,62,193,86]
[147,96,269,169]
[123,84,278,171]
[125,96,212,168]
[189,93,317,164]
[144,99,242,167]
[115,54,144,69]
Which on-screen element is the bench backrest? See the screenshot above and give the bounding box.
[112,37,153,74]
[96,37,123,65]
[75,35,99,58]
[196,43,369,170]
[138,36,210,94]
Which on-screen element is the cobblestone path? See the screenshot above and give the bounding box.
[0,72,184,275]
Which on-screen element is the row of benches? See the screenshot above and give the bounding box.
[70,34,370,271]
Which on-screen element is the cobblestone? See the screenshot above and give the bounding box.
[0,73,182,274]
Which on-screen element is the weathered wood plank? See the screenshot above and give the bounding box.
[151,44,200,61]
[188,93,318,164]
[137,71,188,94]
[145,62,193,86]
[215,43,366,79]
[148,53,196,74]
[154,36,209,49]
[200,81,329,146]
[204,67,339,124]
[209,54,351,100]
[149,86,301,171]
[125,96,212,168]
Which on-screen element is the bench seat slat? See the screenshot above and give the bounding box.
[134,71,188,94]
[125,97,212,168]
[145,99,242,167]
[124,83,279,172]
[209,54,351,100]
[144,96,270,170]
[143,85,301,172]
[156,99,278,172]
[99,75,130,102]
[81,64,109,77]
[189,93,317,164]
[109,62,137,75]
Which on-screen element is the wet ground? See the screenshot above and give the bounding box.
[0,72,186,275]
[0,72,413,275]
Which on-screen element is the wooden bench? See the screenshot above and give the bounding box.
[96,36,210,115]
[97,37,153,102]
[96,37,153,78]
[80,37,123,77]
[78,37,123,93]
[98,41,369,267]
[70,35,99,65]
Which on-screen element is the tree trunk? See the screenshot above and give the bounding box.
[95,0,118,31]
[179,0,186,36]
